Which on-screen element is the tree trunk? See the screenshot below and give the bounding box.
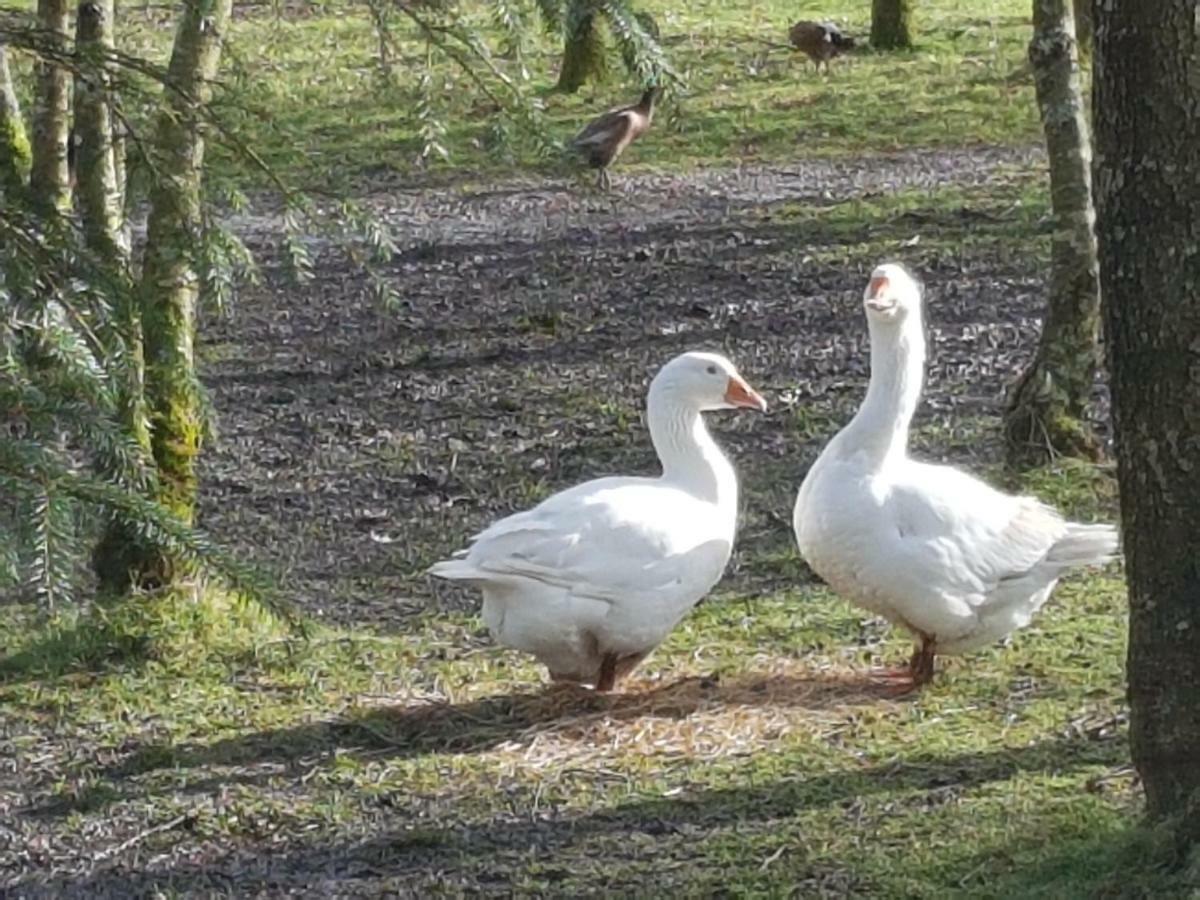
[870,0,915,50]
[74,0,127,261]
[1071,0,1091,59]
[557,2,608,93]
[107,0,232,589]
[1095,0,1200,847]
[77,0,156,593]
[0,45,31,194]
[1003,0,1100,468]
[29,0,72,211]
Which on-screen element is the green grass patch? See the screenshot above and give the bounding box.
[2,558,1186,893]
[102,0,1042,189]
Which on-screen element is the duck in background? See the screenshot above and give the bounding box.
[789,20,857,74]
[569,85,661,190]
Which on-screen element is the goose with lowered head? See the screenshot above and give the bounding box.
[430,351,767,692]
[793,264,1119,687]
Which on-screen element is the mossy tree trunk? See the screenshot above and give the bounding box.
[870,0,915,50]
[1071,0,1091,59]
[1095,0,1200,848]
[1003,0,1100,468]
[74,0,127,262]
[29,0,72,212]
[0,45,32,194]
[99,0,232,591]
[557,1,607,93]
[78,0,157,591]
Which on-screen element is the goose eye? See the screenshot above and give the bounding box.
[705,365,718,375]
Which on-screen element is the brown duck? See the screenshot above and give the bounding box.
[569,86,660,190]
[789,20,856,74]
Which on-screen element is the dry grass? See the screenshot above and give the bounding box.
[351,660,898,764]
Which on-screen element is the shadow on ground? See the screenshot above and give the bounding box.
[16,734,1134,898]
[109,670,896,776]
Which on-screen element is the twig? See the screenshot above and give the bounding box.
[397,10,508,110]
[94,813,191,862]
[759,844,786,871]
[751,36,795,53]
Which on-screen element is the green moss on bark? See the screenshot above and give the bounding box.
[96,0,233,593]
[871,0,915,50]
[557,5,608,93]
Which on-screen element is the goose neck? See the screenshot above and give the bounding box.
[841,315,926,468]
[647,390,734,506]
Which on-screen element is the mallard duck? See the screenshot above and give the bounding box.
[568,86,660,191]
[430,351,767,692]
[792,263,1119,687]
[789,20,856,74]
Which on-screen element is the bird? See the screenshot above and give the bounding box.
[792,263,1119,688]
[429,351,767,692]
[568,85,660,191]
[788,20,856,74]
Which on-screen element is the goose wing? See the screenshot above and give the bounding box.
[430,477,730,605]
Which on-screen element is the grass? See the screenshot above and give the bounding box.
[95,0,1041,190]
[0,462,1169,894]
[4,542,1186,895]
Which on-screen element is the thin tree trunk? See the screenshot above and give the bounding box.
[74,0,126,261]
[0,45,31,194]
[557,2,607,93]
[29,0,72,211]
[77,0,157,592]
[870,0,915,50]
[108,0,232,589]
[1003,0,1100,467]
[1095,0,1200,847]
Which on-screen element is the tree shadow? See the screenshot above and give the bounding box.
[19,733,1135,898]
[0,609,154,686]
[109,670,896,780]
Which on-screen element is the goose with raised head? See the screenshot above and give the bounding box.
[793,264,1119,687]
[430,351,767,692]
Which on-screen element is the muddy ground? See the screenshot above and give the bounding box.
[200,143,1072,628]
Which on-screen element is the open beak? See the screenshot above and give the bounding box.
[724,376,768,412]
[864,274,894,311]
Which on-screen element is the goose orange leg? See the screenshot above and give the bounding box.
[594,651,619,692]
[871,632,937,694]
[908,637,937,687]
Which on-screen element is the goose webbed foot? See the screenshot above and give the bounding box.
[869,634,937,694]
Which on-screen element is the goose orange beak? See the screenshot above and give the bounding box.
[865,274,893,311]
[724,377,768,412]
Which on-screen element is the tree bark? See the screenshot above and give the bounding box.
[870,0,915,50]
[1070,0,1091,59]
[1095,0,1200,847]
[74,0,127,261]
[557,2,607,93]
[1003,0,1100,468]
[0,45,31,195]
[78,0,156,593]
[108,0,232,589]
[29,0,72,211]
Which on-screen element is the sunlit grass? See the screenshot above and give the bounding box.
[99,0,1041,189]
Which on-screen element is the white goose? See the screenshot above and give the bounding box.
[793,263,1119,686]
[430,351,767,692]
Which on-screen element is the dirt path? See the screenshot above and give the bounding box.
[201,144,1056,628]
